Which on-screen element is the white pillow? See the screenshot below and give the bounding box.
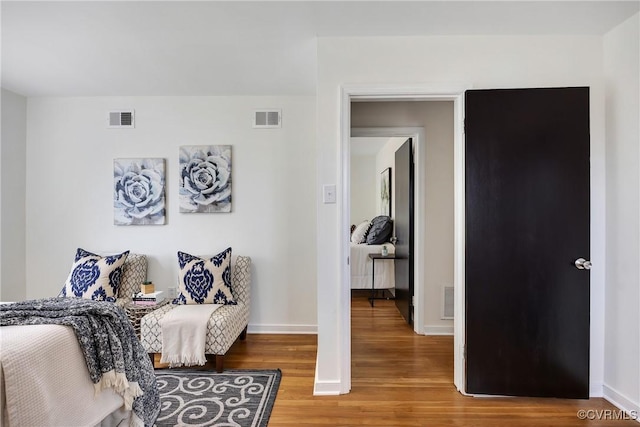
[351,220,371,244]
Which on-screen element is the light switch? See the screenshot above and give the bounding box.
[323,184,336,204]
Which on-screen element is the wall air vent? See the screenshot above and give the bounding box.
[253,109,281,128]
[441,285,454,320]
[108,110,135,128]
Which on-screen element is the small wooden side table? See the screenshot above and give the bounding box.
[124,299,170,337]
[367,253,397,307]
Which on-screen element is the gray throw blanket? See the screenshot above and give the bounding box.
[0,297,160,427]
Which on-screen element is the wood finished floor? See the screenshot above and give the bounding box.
[186,293,635,426]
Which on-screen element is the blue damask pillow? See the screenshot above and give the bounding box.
[60,248,130,302]
[174,248,236,305]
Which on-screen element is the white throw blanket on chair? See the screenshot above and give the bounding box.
[159,304,221,367]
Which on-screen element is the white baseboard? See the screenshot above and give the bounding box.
[247,324,317,334]
[313,366,342,396]
[424,325,454,335]
[603,384,640,423]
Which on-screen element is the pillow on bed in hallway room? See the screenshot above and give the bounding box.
[60,248,130,302]
[350,220,371,244]
[174,247,236,305]
[366,215,393,245]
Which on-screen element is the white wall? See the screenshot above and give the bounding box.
[603,13,640,413]
[316,35,606,395]
[25,96,318,332]
[0,89,27,302]
[349,153,376,224]
[352,102,455,334]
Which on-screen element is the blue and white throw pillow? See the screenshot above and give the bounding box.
[174,248,236,305]
[60,248,130,302]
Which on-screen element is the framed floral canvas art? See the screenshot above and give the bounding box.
[114,158,166,225]
[179,145,232,213]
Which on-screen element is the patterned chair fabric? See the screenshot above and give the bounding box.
[139,256,251,362]
[117,254,148,305]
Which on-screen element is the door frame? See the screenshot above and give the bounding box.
[350,128,425,333]
[340,84,468,393]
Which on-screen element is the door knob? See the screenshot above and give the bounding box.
[575,258,592,270]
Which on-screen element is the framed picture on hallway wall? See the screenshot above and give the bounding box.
[381,167,391,217]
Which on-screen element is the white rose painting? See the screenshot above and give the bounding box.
[114,158,166,225]
[179,145,232,213]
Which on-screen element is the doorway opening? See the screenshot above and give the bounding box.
[349,130,423,330]
[339,86,466,394]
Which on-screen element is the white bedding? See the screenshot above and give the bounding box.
[350,242,395,289]
[0,324,131,427]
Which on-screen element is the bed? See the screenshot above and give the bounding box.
[0,298,160,427]
[1,323,131,427]
[0,251,159,427]
[350,242,395,289]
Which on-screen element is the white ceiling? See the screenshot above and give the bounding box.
[2,1,638,97]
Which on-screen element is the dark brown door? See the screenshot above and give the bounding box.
[465,88,590,398]
[465,87,591,398]
[394,138,414,325]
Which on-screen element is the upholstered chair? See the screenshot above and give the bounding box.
[116,253,148,306]
[139,255,251,372]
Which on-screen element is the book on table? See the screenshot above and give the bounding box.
[133,290,165,305]
[133,300,163,306]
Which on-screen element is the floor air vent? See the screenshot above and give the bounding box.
[442,285,454,319]
[108,110,135,128]
[253,109,281,128]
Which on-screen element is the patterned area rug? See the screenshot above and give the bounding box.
[154,369,281,427]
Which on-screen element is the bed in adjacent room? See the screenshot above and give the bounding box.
[350,216,395,290]
[350,242,396,289]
